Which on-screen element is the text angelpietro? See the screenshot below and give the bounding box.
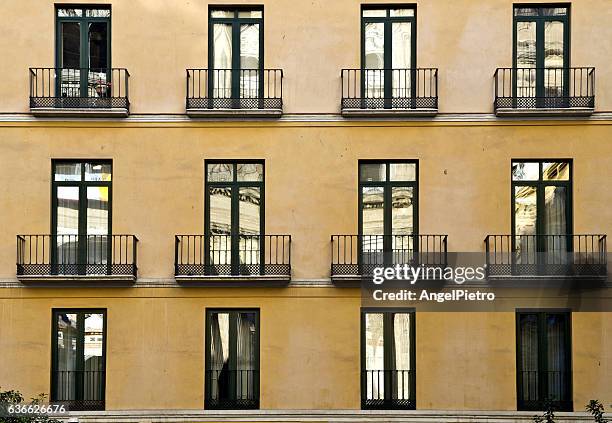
[373,289,495,303]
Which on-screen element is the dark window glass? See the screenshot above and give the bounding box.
[206,309,259,409]
[517,311,572,411]
[362,310,415,409]
[52,309,106,411]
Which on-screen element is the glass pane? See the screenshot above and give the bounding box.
[360,163,386,182]
[393,313,412,401]
[364,22,385,100]
[390,163,416,181]
[85,163,112,181]
[211,10,234,18]
[365,313,384,401]
[362,186,384,235]
[238,10,262,18]
[240,24,260,98]
[546,314,569,402]
[213,24,233,98]
[516,21,536,98]
[239,187,260,235]
[543,186,568,263]
[209,187,232,235]
[56,313,78,401]
[88,23,108,98]
[515,185,537,265]
[542,7,567,16]
[86,9,111,18]
[207,163,234,182]
[392,22,412,98]
[236,312,257,399]
[209,312,230,401]
[543,162,570,181]
[512,162,539,181]
[237,163,263,181]
[514,7,538,16]
[87,187,109,267]
[544,21,564,96]
[392,187,413,235]
[58,8,83,17]
[61,22,81,97]
[55,163,82,181]
[83,313,104,401]
[362,9,386,17]
[519,314,539,402]
[390,9,414,17]
[57,187,80,235]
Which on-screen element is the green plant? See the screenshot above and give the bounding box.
[0,388,62,423]
[534,404,556,423]
[586,400,609,423]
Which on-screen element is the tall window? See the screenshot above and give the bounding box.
[51,309,106,410]
[516,311,572,411]
[205,309,259,409]
[56,6,111,98]
[514,5,569,100]
[52,160,112,273]
[512,160,571,266]
[209,8,263,101]
[361,309,415,409]
[359,161,418,264]
[205,161,264,274]
[362,6,416,103]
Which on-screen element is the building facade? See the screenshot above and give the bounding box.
[0,0,611,421]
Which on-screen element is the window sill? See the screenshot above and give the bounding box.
[175,274,290,286]
[186,108,283,118]
[495,107,594,117]
[341,108,438,117]
[30,107,129,118]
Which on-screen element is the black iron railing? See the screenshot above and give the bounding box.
[29,67,130,109]
[341,68,438,110]
[175,234,291,277]
[494,67,595,110]
[362,369,415,410]
[205,369,259,409]
[518,370,572,411]
[17,234,138,278]
[52,370,105,411]
[331,234,448,277]
[485,234,607,277]
[186,69,283,110]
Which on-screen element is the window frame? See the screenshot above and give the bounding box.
[512,3,571,99]
[208,6,264,100]
[204,308,260,410]
[515,309,573,411]
[358,159,419,237]
[360,307,416,410]
[510,158,573,238]
[50,308,107,411]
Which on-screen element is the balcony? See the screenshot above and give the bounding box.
[174,234,291,284]
[362,369,415,410]
[340,68,438,117]
[494,67,595,116]
[186,69,283,117]
[16,235,138,283]
[52,369,105,411]
[330,234,448,283]
[484,234,607,279]
[205,369,259,410]
[29,67,130,117]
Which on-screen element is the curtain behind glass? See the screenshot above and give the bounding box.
[516,22,536,98]
[365,313,384,400]
[209,313,230,401]
[56,313,78,401]
[544,21,564,97]
[213,24,232,99]
[514,186,537,265]
[56,186,80,267]
[240,24,260,99]
[546,314,568,402]
[543,186,567,264]
[83,314,104,401]
[391,22,411,98]
[364,23,385,100]
[236,312,256,400]
[391,313,411,400]
[519,314,539,402]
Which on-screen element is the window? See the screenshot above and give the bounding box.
[516,311,572,411]
[512,160,572,267]
[51,309,106,410]
[52,160,112,273]
[513,5,569,101]
[56,5,111,98]
[359,161,418,264]
[205,309,259,409]
[205,161,264,275]
[209,7,263,101]
[361,5,416,103]
[361,309,415,409]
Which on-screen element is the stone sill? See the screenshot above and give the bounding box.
[31,108,129,117]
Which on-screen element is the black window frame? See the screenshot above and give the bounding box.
[516,309,572,411]
[204,308,260,410]
[360,4,417,103]
[51,308,107,411]
[512,4,571,99]
[360,307,416,410]
[55,5,112,96]
[51,159,113,272]
[208,6,264,100]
